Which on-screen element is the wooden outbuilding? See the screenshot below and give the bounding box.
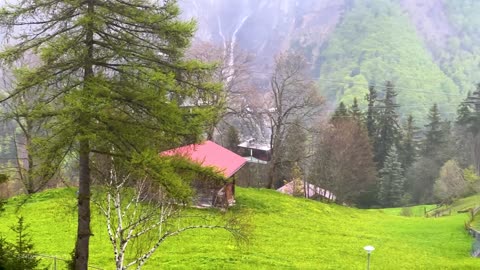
[277,181,336,201]
[161,140,246,208]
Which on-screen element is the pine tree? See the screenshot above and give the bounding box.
[374,81,401,169]
[10,217,39,270]
[378,146,405,207]
[365,84,377,139]
[0,217,39,270]
[456,84,480,173]
[422,103,444,158]
[456,92,477,170]
[399,115,418,170]
[458,85,480,134]
[331,101,348,122]
[350,97,363,121]
[225,126,240,153]
[456,100,471,126]
[0,1,220,268]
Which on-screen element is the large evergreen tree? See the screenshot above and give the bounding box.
[365,84,377,139]
[399,115,418,171]
[407,104,454,203]
[378,146,405,207]
[0,1,220,268]
[350,97,363,122]
[331,101,348,122]
[464,84,480,133]
[422,103,444,158]
[374,81,401,169]
[224,125,240,153]
[457,84,480,173]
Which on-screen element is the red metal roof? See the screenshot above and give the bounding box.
[161,140,247,178]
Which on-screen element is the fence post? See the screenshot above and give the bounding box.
[54,256,57,270]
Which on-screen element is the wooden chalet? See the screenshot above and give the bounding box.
[161,140,246,208]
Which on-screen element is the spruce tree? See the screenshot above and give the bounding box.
[374,81,401,169]
[456,92,476,169]
[456,100,471,126]
[350,97,363,122]
[409,105,454,203]
[422,103,444,158]
[460,84,480,134]
[0,217,39,270]
[399,115,418,171]
[378,146,405,207]
[331,101,348,122]
[225,126,240,153]
[365,84,377,139]
[0,1,220,268]
[457,84,480,173]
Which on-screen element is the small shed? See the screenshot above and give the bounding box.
[237,138,271,162]
[277,181,336,201]
[161,140,246,208]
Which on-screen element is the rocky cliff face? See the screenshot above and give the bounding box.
[180,0,347,66]
[400,0,454,49]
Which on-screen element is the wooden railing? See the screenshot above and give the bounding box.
[464,206,480,257]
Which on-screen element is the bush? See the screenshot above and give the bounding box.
[0,200,5,215]
[400,207,413,217]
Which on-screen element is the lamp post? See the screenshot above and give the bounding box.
[363,245,375,270]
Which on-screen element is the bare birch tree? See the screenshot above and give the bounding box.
[92,155,248,270]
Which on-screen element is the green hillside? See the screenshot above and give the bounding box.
[316,0,463,121]
[438,1,480,95]
[0,188,479,269]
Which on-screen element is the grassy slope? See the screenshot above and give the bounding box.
[376,194,480,218]
[0,188,479,269]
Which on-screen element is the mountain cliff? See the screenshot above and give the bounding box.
[181,0,346,67]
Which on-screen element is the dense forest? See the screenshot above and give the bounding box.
[316,0,461,121]
[310,82,480,207]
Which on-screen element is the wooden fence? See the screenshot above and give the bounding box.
[464,206,480,257]
[35,254,103,270]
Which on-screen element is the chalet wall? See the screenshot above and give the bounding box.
[236,162,269,188]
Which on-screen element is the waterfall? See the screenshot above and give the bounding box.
[225,14,250,82]
[217,15,227,57]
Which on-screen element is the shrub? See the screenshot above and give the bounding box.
[400,207,413,217]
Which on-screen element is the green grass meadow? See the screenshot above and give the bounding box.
[0,188,480,269]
